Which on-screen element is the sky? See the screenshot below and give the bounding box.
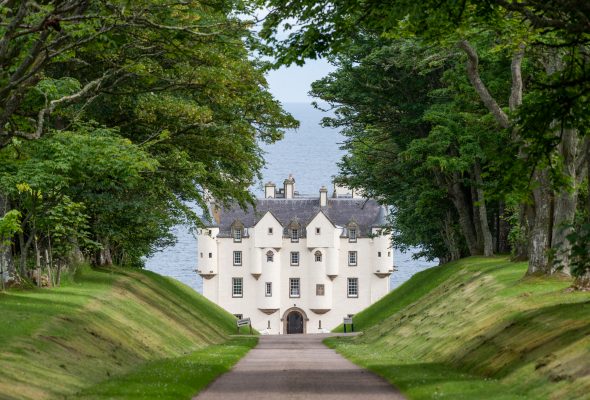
[265,59,335,103]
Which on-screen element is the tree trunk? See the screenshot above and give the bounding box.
[18,231,26,277]
[442,210,462,262]
[573,271,590,291]
[0,194,14,280]
[448,176,480,256]
[497,201,511,253]
[527,170,552,274]
[473,162,494,256]
[471,185,485,252]
[550,128,579,274]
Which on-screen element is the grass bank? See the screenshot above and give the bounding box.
[327,257,590,400]
[0,266,256,400]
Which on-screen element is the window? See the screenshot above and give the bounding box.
[349,228,357,242]
[200,252,203,258]
[378,251,382,257]
[315,227,321,235]
[208,230,212,236]
[347,278,358,298]
[291,229,299,242]
[265,282,272,297]
[290,251,299,266]
[314,251,322,262]
[316,284,325,296]
[233,251,242,266]
[289,278,300,298]
[268,227,273,234]
[233,228,242,242]
[209,252,213,258]
[266,251,274,262]
[232,278,243,297]
[348,251,357,266]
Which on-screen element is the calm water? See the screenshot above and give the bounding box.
[146,103,437,292]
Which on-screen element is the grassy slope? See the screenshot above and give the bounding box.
[0,266,256,400]
[327,257,590,400]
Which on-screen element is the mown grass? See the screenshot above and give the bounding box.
[0,265,256,400]
[72,336,256,400]
[327,257,590,400]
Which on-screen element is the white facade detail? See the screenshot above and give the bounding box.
[196,178,394,334]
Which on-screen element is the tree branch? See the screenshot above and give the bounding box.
[509,43,525,112]
[457,39,510,129]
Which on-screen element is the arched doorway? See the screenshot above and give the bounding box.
[287,311,304,334]
[281,307,308,334]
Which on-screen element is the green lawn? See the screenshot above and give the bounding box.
[72,336,256,400]
[0,266,256,400]
[327,257,590,400]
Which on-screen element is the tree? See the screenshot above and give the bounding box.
[0,0,298,273]
[257,0,590,282]
[0,210,21,290]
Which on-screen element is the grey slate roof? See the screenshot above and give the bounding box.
[214,197,387,237]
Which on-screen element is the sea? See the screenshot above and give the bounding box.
[145,102,438,293]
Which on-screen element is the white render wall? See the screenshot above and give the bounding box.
[197,211,393,334]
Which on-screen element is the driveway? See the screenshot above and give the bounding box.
[193,334,406,400]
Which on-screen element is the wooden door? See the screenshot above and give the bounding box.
[287,311,303,334]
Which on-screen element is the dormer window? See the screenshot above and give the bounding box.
[287,219,301,242]
[346,220,359,243]
[315,251,322,262]
[266,250,274,262]
[231,220,244,242]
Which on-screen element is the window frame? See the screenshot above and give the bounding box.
[289,278,300,298]
[290,228,299,243]
[349,228,357,242]
[348,250,357,266]
[232,277,243,298]
[314,251,322,262]
[265,282,272,297]
[347,278,358,298]
[233,228,242,243]
[316,284,325,296]
[315,227,321,235]
[268,227,273,235]
[290,251,300,266]
[233,251,242,266]
[266,250,274,262]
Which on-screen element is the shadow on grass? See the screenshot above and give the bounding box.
[451,300,590,379]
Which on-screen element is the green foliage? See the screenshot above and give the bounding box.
[0,0,297,270]
[564,223,590,278]
[0,210,22,245]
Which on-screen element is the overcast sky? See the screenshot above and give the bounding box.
[264,59,335,104]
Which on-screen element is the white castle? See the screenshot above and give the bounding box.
[196,176,394,334]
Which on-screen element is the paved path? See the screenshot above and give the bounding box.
[193,334,405,400]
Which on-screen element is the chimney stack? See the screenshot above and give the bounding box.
[319,185,328,207]
[284,174,295,199]
[264,181,276,198]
